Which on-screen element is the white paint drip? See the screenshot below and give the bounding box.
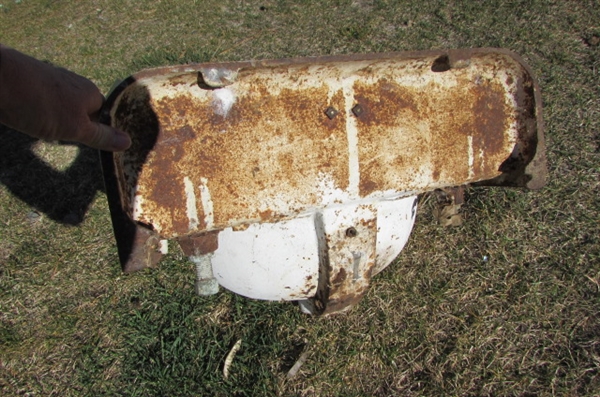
[212,88,236,117]
[467,136,474,180]
[131,185,145,220]
[344,80,360,198]
[184,177,199,231]
[199,177,214,229]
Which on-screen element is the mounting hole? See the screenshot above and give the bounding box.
[345,227,358,237]
[431,55,451,72]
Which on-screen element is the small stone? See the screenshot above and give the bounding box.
[26,211,42,224]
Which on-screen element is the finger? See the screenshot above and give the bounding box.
[81,122,132,151]
[87,91,106,123]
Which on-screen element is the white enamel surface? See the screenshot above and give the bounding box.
[212,88,236,117]
[373,196,418,275]
[211,214,320,301]
[210,195,417,301]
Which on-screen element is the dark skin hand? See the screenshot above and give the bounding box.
[0,44,131,151]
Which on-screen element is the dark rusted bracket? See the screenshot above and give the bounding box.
[177,232,219,257]
[100,146,164,272]
[99,77,164,273]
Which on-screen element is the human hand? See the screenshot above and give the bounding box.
[0,45,131,151]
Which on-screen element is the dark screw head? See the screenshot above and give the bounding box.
[352,104,363,117]
[325,106,339,119]
[345,227,358,237]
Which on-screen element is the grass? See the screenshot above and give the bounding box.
[1,0,599,395]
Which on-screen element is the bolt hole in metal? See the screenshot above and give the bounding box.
[324,106,338,119]
[431,55,451,72]
[345,226,358,237]
[351,104,364,117]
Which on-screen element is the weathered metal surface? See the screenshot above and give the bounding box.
[108,48,543,239]
[316,204,379,314]
[199,195,417,306]
[177,232,220,295]
[99,137,165,273]
[101,48,545,314]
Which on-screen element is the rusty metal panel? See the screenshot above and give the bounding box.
[101,48,545,314]
[106,48,544,240]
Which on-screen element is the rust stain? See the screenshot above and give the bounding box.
[258,209,275,221]
[145,166,190,234]
[331,268,347,286]
[177,230,219,256]
[359,217,376,229]
[302,285,317,296]
[353,79,418,127]
[356,59,513,197]
[133,94,215,236]
[470,81,511,176]
[112,85,160,213]
[112,50,540,239]
[139,80,349,236]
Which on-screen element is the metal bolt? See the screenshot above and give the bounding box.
[345,227,358,237]
[191,255,220,296]
[325,106,338,119]
[352,104,363,117]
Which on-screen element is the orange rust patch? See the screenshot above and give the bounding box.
[331,268,347,286]
[113,51,534,238]
[353,79,418,128]
[177,231,219,256]
[258,209,275,221]
[470,82,511,176]
[355,72,512,197]
[145,166,190,234]
[138,81,349,236]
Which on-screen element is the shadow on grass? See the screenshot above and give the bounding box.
[0,125,104,225]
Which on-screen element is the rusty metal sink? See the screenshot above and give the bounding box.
[100,48,545,314]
